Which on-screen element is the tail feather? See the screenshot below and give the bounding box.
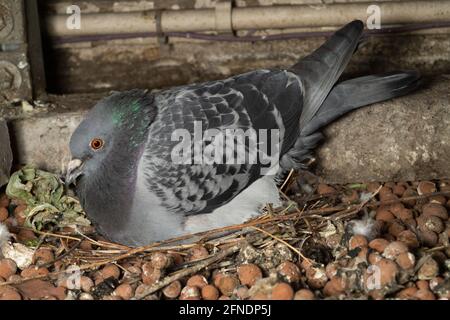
[291,20,365,129]
[300,70,422,136]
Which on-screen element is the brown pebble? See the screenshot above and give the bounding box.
[277,261,300,283]
[16,279,66,300]
[349,235,368,250]
[396,286,418,299]
[416,280,429,291]
[317,184,336,195]
[367,182,381,193]
[387,202,405,216]
[294,289,315,300]
[237,264,263,287]
[429,195,447,205]
[393,184,406,197]
[383,241,409,260]
[368,252,383,265]
[415,289,435,300]
[0,259,17,279]
[417,257,439,280]
[393,208,414,221]
[212,272,226,288]
[13,205,27,225]
[201,284,220,300]
[402,188,418,206]
[100,264,120,280]
[323,276,346,297]
[418,229,438,247]
[141,262,163,285]
[369,238,390,253]
[380,188,398,202]
[217,275,240,296]
[180,285,201,300]
[17,229,37,243]
[80,276,94,292]
[385,182,397,189]
[419,215,444,234]
[79,293,94,300]
[417,181,436,195]
[397,230,420,250]
[375,207,395,222]
[271,282,294,300]
[21,266,49,278]
[168,252,184,265]
[396,252,416,270]
[186,246,209,262]
[422,203,448,220]
[0,207,8,222]
[162,280,182,299]
[218,295,231,300]
[371,259,399,287]
[388,220,406,238]
[186,274,208,289]
[7,274,22,283]
[33,248,54,266]
[403,218,417,229]
[150,252,172,269]
[0,285,22,300]
[79,240,93,251]
[0,194,10,208]
[305,266,328,289]
[113,283,134,300]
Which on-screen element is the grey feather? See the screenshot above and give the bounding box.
[291,20,364,129]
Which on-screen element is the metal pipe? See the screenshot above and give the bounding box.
[45,1,450,37]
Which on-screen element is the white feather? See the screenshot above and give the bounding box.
[349,214,379,240]
[184,175,281,233]
[0,223,11,248]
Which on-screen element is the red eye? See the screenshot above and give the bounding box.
[90,138,104,150]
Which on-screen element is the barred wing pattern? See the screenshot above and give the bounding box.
[143,69,304,215]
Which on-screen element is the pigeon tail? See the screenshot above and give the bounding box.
[290,20,365,129]
[300,70,422,136]
[280,70,421,170]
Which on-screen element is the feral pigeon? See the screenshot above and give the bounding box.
[66,20,421,246]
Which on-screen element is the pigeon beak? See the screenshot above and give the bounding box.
[66,159,84,186]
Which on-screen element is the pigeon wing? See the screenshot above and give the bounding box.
[143,69,303,215]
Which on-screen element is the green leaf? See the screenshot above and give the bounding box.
[6,165,90,231]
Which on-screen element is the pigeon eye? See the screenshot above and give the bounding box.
[90,138,104,151]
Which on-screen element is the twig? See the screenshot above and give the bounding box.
[251,226,311,263]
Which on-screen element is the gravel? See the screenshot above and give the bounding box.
[0,179,449,300]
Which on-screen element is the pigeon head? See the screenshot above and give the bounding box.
[66,89,156,189]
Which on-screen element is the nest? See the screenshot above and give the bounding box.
[0,168,449,300]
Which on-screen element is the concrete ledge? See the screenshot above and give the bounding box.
[5,75,450,183]
[0,119,13,186]
[316,75,450,183]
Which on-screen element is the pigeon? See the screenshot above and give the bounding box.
[66,20,421,246]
